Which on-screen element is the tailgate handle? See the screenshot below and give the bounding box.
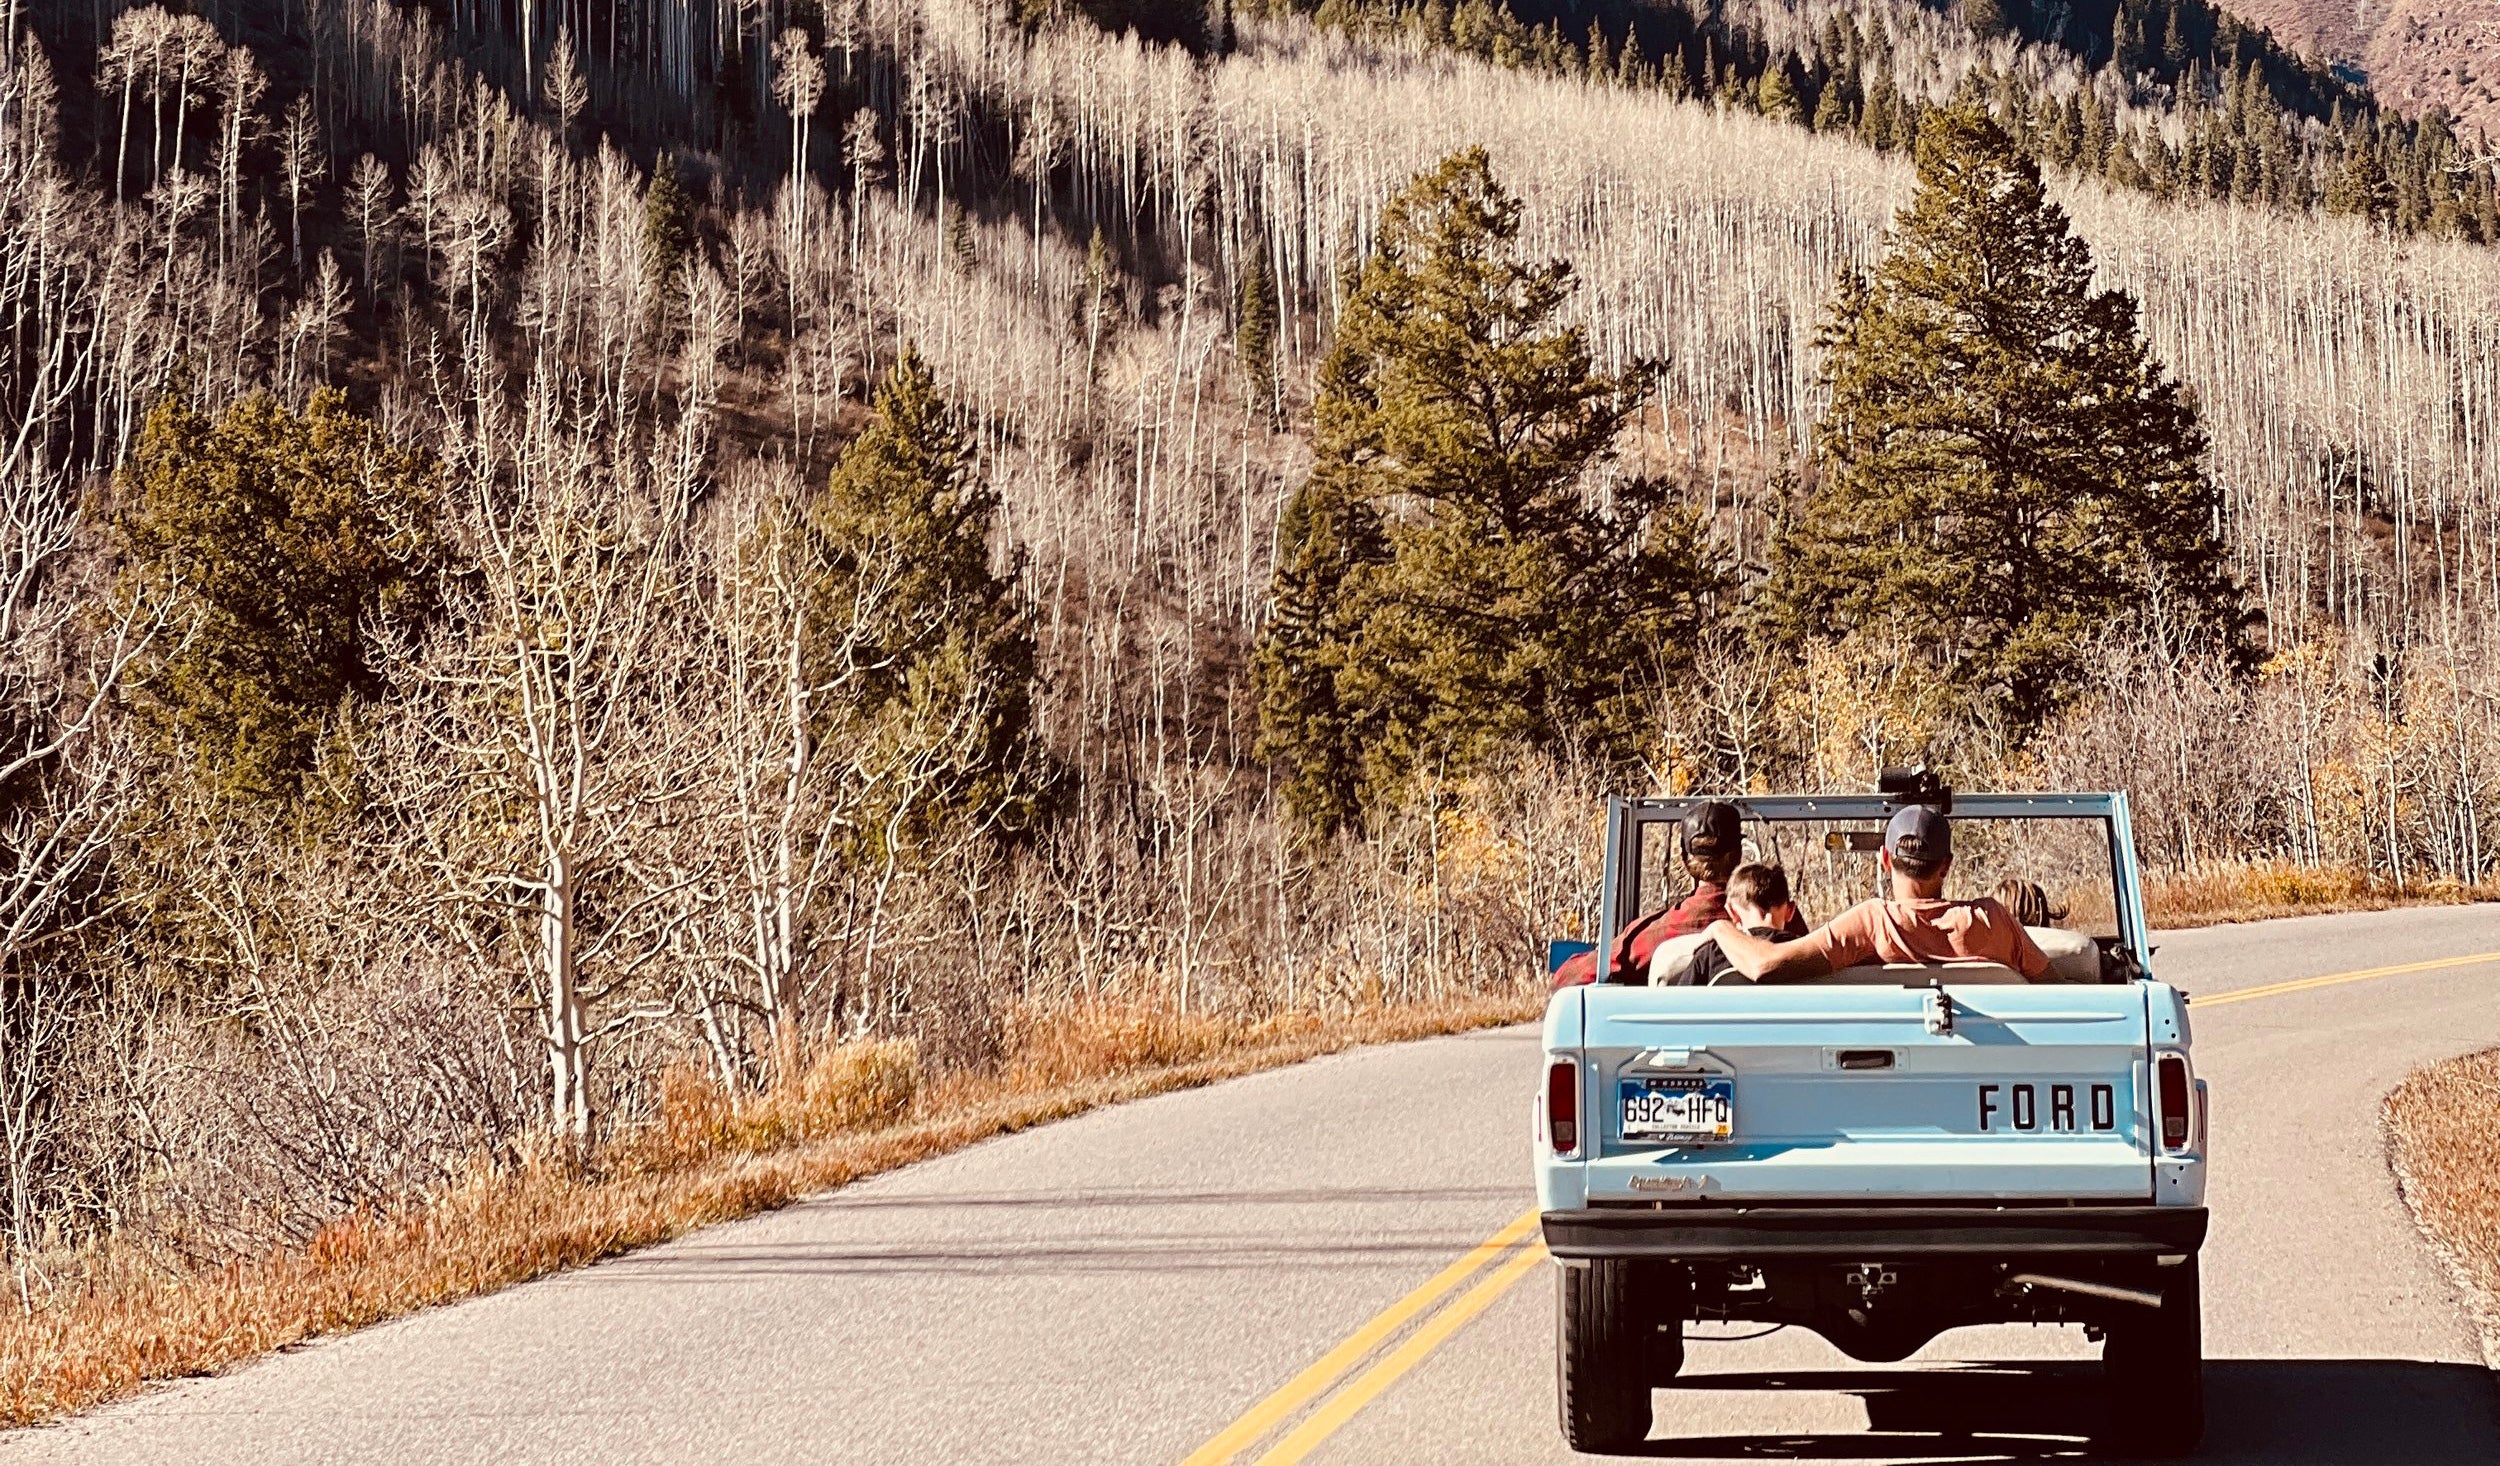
[1836,1049,1896,1071]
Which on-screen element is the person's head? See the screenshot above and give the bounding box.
[1994,878,2059,928]
[1681,800,1741,884]
[1725,861,1794,931]
[1880,805,1952,897]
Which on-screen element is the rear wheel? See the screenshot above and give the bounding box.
[2101,1258,2204,1458]
[1557,1260,1655,1453]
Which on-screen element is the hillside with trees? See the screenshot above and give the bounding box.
[0,0,2496,1408]
[2213,0,2500,147]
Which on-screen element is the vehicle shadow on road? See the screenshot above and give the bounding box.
[1629,1358,2499,1463]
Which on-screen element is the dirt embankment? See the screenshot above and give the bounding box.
[2386,1048,2500,1366]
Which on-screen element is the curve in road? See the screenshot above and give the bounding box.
[4,905,2497,1465]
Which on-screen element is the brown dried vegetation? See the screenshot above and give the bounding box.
[0,995,1533,1428]
[2385,1048,2500,1360]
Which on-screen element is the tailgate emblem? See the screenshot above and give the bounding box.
[1630,1174,1712,1193]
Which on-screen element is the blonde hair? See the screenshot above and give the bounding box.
[1994,879,2061,927]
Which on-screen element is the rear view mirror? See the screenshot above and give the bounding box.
[1547,940,1595,975]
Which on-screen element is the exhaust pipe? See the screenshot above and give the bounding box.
[2006,1272,2163,1309]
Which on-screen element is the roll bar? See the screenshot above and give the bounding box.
[1590,792,2152,984]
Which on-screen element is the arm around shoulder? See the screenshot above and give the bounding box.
[1706,920,1837,983]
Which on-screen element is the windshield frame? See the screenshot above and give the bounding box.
[1594,792,2151,985]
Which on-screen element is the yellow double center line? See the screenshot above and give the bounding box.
[2190,949,2500,1007]
[1178,1208,1543,1466]
[1179,947,2500,1463]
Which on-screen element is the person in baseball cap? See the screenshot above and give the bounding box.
[1551,799,1807,989]
[1659,800,1744,937]
[1884,804,1951,875]
[1703,802,2052,983]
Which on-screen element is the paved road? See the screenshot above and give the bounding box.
[6,906,2497,1465]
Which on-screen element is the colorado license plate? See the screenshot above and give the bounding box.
[1619,1076,1735,1142]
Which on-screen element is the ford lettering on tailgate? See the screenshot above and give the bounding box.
[1978,1082,2118,1132]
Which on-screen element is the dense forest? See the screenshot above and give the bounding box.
[0,0,2495,1294]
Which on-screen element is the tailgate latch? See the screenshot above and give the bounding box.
[1923,978,1955,1036]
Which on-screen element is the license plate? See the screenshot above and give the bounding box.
[1619,1076,1735,1142]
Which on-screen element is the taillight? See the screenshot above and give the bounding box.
[1547,1058,1579,1155]
[2157,1053,2192,1151]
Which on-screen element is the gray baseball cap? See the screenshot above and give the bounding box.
[1885,804,1951,864]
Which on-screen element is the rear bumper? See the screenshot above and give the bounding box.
[1542,1204,2207,1261]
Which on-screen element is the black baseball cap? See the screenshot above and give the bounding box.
[1682,800,1740,855]
[1885,804,1951,864]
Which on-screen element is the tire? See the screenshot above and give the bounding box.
[1556,1260,1655,1454]
[2101,1258,2205,1458]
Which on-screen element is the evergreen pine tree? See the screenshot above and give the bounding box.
[1861,71,1900,151]
[1254,470,1388,839]
[2325,129,2390,220]
[1811,81,1850,133]
[2079,88,2111,172]
[1756,64,1802,124]
[1236,235,1280,429]
[644,152,696,285]
[1766,107,2250,735]
[944,201,976,267]
[1254,148,1719,833]
[804,348,1043,850]
[1616,30,1648,89]
[115,390,440,803]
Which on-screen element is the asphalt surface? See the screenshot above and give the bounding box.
[5,905,2497,1465]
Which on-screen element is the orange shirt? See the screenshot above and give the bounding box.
[1801,896,2052,979]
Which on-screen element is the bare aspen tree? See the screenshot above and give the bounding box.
[828,0,863,83]
[403,144,449,278]
[279,249,352,396]
[543,23,587,145]
[696,482,889,1078]
[148,165,211,291]
[344,152,393,296]
[162,14,219,182]
[278,93,324,269]
[843,106,884,267]
[129,6,172,189]
[213,43,263,266]
[99,7,168,203]
[1012,93,1063,278]
[409,426,707,1146]
[0,446,165,1267]
[769,28,825,260]
[436,190,511,350]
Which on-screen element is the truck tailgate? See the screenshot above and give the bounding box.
[1574,983,2153,1202]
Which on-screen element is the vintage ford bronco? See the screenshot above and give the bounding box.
[1536,779,2208,1456]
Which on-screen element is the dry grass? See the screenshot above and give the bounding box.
[0,994,1538,1429]
[2145,860,2500,929]
[2385,1048,2500,1364]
